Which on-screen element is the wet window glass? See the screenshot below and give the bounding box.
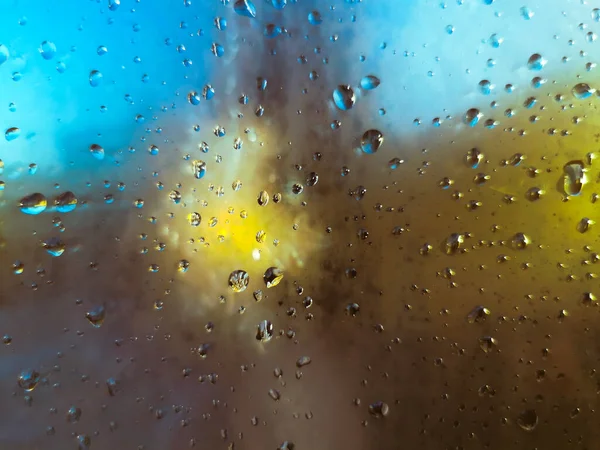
[1,0,600,448]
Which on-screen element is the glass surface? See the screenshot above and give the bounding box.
[1,0,600,448]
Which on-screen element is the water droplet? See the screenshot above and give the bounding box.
[479,336,498,353]
[467,305,490,323]
[19,193,47,215]
[108,0,121,11]
[465,148,483,168]
[229,270,250,293]
[188,91,201,105]
[86,305,106,327]
[489,33,503,48]
[308,10,322,25]
[578,217,594,233]
[258,190,270,206]
[90,143,105,160]
[89,70,102,87]
[360,129,384,154]
[192,160,206,179]
[54,191,78,213]
[593,8,600,22]
[520,6,534,19]
[177,260,190,273]
[268,388,281,401]
[296,356,311,367]
[517,409,538,431]
[572,83,595,99]
[5,127,20,141]
[332,85,355,111]
[444,233,465,255]
[464,108,482,127]
[360,75,380,90]
[511,233,530,250]
[388,158,403,169]
[77,434,91,450]
[0,44,9,65]
[479,79,494,95]
[256,320,274,342]
[234,0,256,18]
[369,401,390,418]
[263,267,283,288]
[527,53,546,71]
[66,406,82,423]
[17,369,40,391]
[97,45,108,56]
[563,160,586,196]
[39,41,57,60]
[43,237,65,257]
[188,212,201,227]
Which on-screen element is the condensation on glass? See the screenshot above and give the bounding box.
[1,0,600,449]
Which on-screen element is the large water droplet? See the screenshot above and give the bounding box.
[89,70,102,87]
[90,143,105,160]
[572,83,595,99]
[5,127,20,141]
[86,305,106,327]
[17,369,40,391]
[108,0,120,11]
[360,75,380,90]
[444,233,465,255]
[464,108,482,127]
[465,148,483,168]
[193,160,207,179]
[263,267,284,288]
[54,191,78,213]
[256,320,274,342]
[308,10,322,25]
[527,53,546,71]
[229,270,250,293]
[563,160,586,196]
[19,193,47,215]
[43,237,66,257]
[517,409,538,431]
[39,41,57,60]
[332,85,355,111]
[0,44,9,65]
[234,0,256,18]
[360,129,384,154]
